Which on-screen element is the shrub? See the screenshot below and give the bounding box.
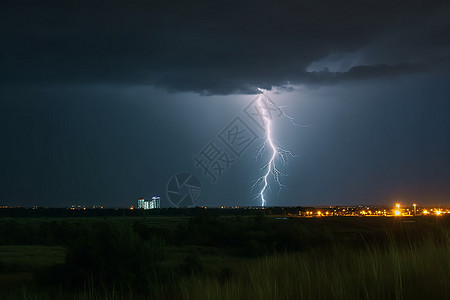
[59,221,165,292]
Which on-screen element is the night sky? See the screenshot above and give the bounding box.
[1,0,449,208]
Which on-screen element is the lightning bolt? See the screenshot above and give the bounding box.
[252,88,299,207]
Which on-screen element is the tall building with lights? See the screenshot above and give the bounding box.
[137,196,160,210]
[151,196,160,209]
[137,198,146,209]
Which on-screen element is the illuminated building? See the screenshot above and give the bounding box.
[137,198,146,209]
[150,196,160,209]
[137,196,160,210]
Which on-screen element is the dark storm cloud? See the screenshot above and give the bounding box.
[1,0,449,94]
[303,63,427,84]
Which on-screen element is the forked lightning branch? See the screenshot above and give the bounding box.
[251,88,298,207]
[170,88,300,208]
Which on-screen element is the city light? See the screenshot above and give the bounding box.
[394,203,401,216]
[294,203,449,218]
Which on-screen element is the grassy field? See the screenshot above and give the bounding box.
[0,213,449,299]
[0,245,65,268]
[180,229,450,299]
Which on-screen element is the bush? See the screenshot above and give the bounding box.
[58,221,165,292]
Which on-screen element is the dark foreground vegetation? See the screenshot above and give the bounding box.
[0,209,449,299]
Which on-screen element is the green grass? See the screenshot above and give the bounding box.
[0,245,65,269]
[179,228,450,300]
[0,216,191,229]
[1,215,449,299]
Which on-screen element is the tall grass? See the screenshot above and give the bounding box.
[180,227,450,300]
[3,217,450,299]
